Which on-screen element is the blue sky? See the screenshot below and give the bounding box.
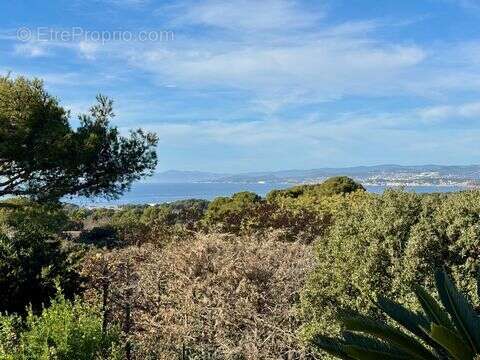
[1,0,480,172]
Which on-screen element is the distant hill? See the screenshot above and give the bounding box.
[147,170,226,183]
[150,165,480,187]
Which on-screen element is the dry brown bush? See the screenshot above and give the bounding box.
[81,233,316,359]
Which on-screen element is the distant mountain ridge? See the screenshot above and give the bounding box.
[148,170,227,183]
[149,165,480,187]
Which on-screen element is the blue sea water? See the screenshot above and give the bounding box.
[68,182,466,207]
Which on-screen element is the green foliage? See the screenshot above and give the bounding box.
[166,199,210,229]
[202,190,331,241]
[0,293,122,359]
[0,201,80,313]
[203,191,262,233]
[0,76,158,202]
[0,313,21,359]
[266,176,364,203]
[238,201,332,242]
[301,190,480,350]
[311,271,480,360]
[75,200,210,248]
[0,198,70,233]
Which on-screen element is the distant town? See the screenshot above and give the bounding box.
[151,165,480,188]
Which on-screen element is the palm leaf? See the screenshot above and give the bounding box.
[345,345,414,360]
[435,271,480,353]
[477,271,480,306]
[414,285,454,331]
[342,332,411,359]
[310,334,355,360]
[429,323,474,360]
[339,313,437,360]
[376,295,435,347]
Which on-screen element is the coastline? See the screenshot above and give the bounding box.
[67,181,469,208]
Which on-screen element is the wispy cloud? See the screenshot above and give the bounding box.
[3,0,480,170]
[172,0,324,31]
[125,12,427,111]
[418,102,480,120]
[449,0,480,11]
[131,108,480,171]
[9,0,480,114]
[98,0,150,7]
[12,38,101,60]
[14,42,49,58]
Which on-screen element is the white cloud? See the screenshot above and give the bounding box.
[7,0,480,118]
[130,32,426,109]
[14,42,49,58]
[12,38,102,61]
[111,1,451,113]
[419,102,480,120]
[174,0,323,31]
[10,1,480,114]
[450,0,480,11]
[124,108,480,171]
[99,0,150,6]
[127,117,322,144]
[77,41,100,59]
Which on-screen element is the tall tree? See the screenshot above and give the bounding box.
[0,76,158,202]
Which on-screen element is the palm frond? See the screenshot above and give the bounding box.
[429,323,474,360]
[345,345,414,360]
[339,312,437,360]
[414,285,454,331]
[376,295,435,347]
[435,271,480,353]
[310,334,355,360]
[310,270,480,360]
[342,332,411,359]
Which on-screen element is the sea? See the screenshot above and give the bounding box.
[68,182,466,207]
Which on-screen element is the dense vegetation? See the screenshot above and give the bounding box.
[8,179,480,358]
[3,76,480,359]
[0,293,123,359]
[301,189,480,346]
[64,185,480,358]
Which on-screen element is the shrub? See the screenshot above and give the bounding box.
[202,191,330,242]
[76,201,210,249]
[78,225,120,248]
[266,176,364,203]
[81,234,315,359]
[203,192,262,233]
[238,201,331,243]
[156,199,209,230]
[0,313,20,359]
[0,293,123,359]
[0,198,70,233]
[301,190,480,350]
[0,202,81,313]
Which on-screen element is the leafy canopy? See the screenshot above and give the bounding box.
[266,176,364,202]
[0,76,158,202]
